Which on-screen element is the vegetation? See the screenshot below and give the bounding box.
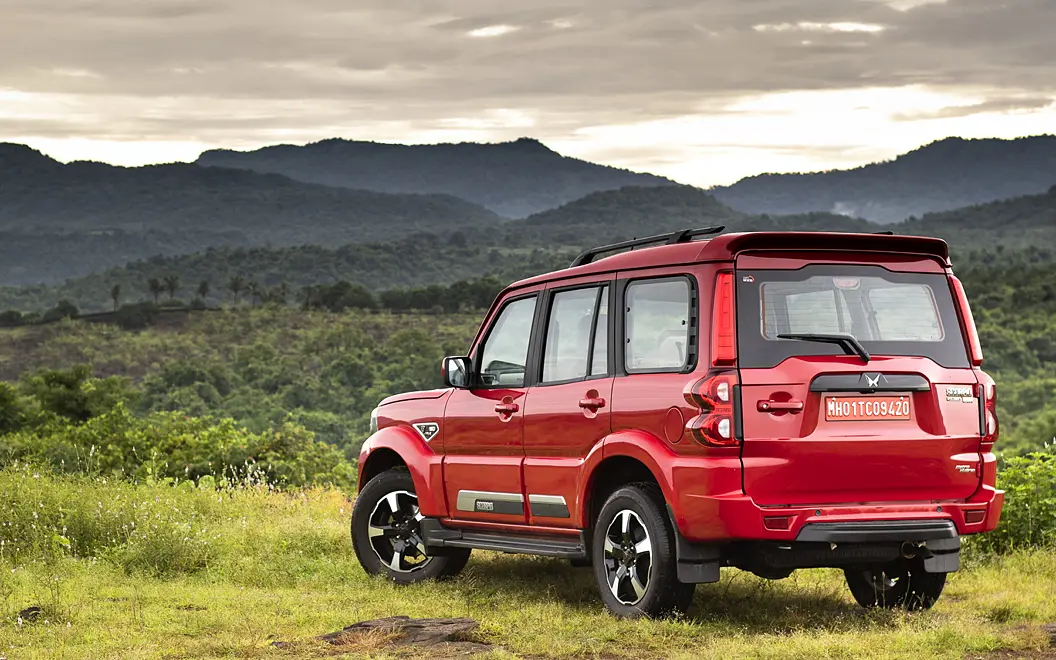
[711,135,1056,223]
[0,465,1053,659]
[197,136,676,218]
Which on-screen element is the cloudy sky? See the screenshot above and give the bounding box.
[2,0,1054,186]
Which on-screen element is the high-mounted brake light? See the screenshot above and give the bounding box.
[684,371,739,447]
[951,276,983,367]
[712,271,737,366]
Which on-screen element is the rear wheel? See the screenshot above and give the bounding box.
[351,469,470,583]
[844,558,946,610]
[592,484,694,618]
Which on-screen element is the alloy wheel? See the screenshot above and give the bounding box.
[602,509,653,605]
[367,490,432,573]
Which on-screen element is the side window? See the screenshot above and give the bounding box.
[625,279,691,372]
[542,287,599,383]
[478,296,537,387]
[590,286,610,376]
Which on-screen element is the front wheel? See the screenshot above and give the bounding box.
[592,483,694,618]
[351,469,470,583]
[844,558,946,610]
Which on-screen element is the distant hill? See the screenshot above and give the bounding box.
[0,143,502,284]
[711,136,1056,224]
[898,184,1056,248]
[196,137,676,218]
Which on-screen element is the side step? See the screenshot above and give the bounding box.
[420,519,588,560]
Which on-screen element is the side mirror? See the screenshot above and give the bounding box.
[442,356,471,389]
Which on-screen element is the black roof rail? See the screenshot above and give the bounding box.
[569,226,726,268]
[873,230,895,235]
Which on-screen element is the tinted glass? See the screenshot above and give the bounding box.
[590,286,610,376]
[740,266,968,369]
[542,288,598,383]
[479,296,536,387]
[625,279,690,372]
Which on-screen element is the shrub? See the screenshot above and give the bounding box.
[0,310,23,327]
[41,300,79,323]
[971,447,1056,554]
[112,302,160,330]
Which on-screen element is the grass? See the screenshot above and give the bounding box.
[1,469,1054,659]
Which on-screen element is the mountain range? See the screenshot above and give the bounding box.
[197,137,675,218]
[710,136,1056,223]
[1,134,1054,291]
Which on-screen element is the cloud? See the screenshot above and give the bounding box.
[1,0,1054,183]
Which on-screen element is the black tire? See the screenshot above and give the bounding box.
[351,469,470,583]
[592,483,694,618]
[844,558,947,610]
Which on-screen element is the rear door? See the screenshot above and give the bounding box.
[735,254,983,506]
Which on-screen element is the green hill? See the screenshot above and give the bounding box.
[197,137,677,218]
[711,136,1056,224]
[0,143,502,284]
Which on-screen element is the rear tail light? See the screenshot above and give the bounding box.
[711,271,737,366]
[979,375,999,449]
[685,370,739,447]
[951,276,984,367]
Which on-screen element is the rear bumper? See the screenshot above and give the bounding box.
[672,484,1004,543]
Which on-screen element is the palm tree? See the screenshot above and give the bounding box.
[110,284,122,312]
[147,278,163,305]
[163,275,180,300]
[227,276,246,305]
[197,280,210,302]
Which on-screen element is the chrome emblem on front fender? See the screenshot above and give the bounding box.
[412,422,439,442]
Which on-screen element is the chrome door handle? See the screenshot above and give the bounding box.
[495,402,519,414]
[579,397,606,410]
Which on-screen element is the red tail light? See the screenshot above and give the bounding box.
[712,271,737,366]
[979,374,999,449]
[684,371,739,447]
[951,276,983,367]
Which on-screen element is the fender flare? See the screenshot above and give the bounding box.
[576,429,684,531]
[358,425,447,518]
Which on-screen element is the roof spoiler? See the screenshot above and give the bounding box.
[704,232,950,265]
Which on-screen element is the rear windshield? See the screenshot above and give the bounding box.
[736,265,969,368]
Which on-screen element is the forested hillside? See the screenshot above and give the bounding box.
[711,136,1056,223]
[197,137,676,218]
[0,143,502,284]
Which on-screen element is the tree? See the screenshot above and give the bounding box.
[227,276,246,305]
[163,275,180,300]
[147,278,164,305]
[110,284,122,312]
[247,281,262,306]
[197,280,210,302]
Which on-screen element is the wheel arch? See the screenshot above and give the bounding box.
[357,425,447,517]
[579,430,680,529]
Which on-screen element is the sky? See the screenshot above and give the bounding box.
[1,0,1055,187]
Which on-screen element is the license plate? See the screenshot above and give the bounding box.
[825,396,911,421]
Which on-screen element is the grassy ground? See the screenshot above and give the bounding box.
[1,470,1054,660]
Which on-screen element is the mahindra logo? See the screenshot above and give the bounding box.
[865,374,880,388]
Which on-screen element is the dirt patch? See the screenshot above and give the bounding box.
[273,616,490,657]
[972,624,1056,659]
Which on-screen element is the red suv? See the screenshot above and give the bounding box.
[352,229,1003,618]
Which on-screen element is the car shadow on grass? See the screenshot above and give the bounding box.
[456,553,911,634]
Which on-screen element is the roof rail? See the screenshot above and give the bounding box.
[569,226,726,268]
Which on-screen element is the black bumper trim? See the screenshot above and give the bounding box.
[796,520,958,543]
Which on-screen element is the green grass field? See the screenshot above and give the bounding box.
[2,469,1053,660]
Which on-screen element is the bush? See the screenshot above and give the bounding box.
[0,310,23,327]
[971,447,1056,553]
[41,300,79,323]
[112,302,160,330]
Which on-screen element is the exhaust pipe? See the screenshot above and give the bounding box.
[901,541,918,559]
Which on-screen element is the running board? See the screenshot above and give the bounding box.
[420,519,588,560]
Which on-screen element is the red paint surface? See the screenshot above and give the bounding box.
[357,232,1002,549]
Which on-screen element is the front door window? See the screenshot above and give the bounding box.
[478,296,537,387]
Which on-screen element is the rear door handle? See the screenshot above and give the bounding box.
[495,402,519,414]
[578,397,606,410]
[758,399,804,413]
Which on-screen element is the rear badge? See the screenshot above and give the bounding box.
[956,465,977,474]
[742,275,755,283]
[945,386,975,403]
[413,422,440,442]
